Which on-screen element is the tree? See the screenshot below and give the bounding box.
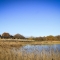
[34,36,44,41]
[39,37,43,41]
[46,35,55,41]
[2,32,10,39]
[0,35,1,39]
[55,35,60,41]
[10,35,13,39]
[13,34,25,39]
[42,36,46,41]
[28,36,34,40]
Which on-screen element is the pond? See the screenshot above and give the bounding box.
[0,44,60,60]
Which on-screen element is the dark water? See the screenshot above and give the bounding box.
[0,44,60,60]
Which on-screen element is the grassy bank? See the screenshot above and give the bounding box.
[0,39,60,47]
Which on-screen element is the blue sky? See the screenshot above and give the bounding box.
[0,0,60,37]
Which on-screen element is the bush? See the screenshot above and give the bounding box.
[2,32,10,39]
[13,34,25,39]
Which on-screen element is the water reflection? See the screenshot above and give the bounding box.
[11,44,60,56]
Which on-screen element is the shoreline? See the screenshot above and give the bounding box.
[0,39,60,46]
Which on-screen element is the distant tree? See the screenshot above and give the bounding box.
[0,35,1,38]
[55,35,60,41]
[34,37,43,41]
[46,35,55,41]
[34,36,46,41]
[34,37,38,41]
[13,34,25,39]
[42,36,46,41]
[28,36,34,40]
[39,37,43,41]
[2,32,10,39]
[10,35,13,39]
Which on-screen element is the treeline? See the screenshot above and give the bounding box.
[0,32,25,39]
[0,32,60,41]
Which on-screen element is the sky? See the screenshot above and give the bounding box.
[0,0,60,37]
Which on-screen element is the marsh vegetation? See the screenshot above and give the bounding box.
[0,44,60,60]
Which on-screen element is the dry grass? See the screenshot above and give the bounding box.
[0,39,60,60]
[0,44,60,60]
[0,39,60,46]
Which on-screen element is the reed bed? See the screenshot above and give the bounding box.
[0,44,60,60]
[0,40,60,46]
